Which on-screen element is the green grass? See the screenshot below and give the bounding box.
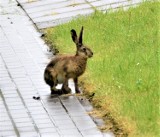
[44,1,159,137]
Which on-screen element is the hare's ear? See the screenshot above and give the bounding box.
[71,29,78,44]
[79,26,83,44]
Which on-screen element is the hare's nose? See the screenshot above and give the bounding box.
[90,52,93,57]
[91,52,93,56]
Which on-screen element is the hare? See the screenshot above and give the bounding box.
[44,26,93,94]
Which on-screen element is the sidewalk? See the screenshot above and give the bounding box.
[0,0,113,137]
[16,0,143,29]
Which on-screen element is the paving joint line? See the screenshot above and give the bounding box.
[0,90,20,137]
[15,0,40,32]
[0,57,20,137]
[1,59,41,137]
[16,88,41,137]
[0,4,62,135]
[58,95,84,137]
[39,98,62,136]
[0,9,61,135]
[0,28,41,137]
[1,16,62,137]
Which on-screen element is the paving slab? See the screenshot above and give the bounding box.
[0,0,114,137]
[16,0,143,29]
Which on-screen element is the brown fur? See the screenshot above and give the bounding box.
[44,27,93,94]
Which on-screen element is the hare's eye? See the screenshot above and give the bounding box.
[82,48,86,51]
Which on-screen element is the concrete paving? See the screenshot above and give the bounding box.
[16,0,143,29]
[0,0,114,137]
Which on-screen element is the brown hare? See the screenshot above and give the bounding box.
[44,26,93,94]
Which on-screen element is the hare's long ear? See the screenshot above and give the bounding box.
[71,29,78,44]
[79,26,83,44]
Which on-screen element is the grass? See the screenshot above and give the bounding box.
[44,1,159,137]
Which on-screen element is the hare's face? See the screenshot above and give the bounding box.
[77,45,93,58]
[71,26,93,58]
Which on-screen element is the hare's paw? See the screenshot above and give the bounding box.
[62,87,71,94]
[75,88,81,94]
[51,87,63,95]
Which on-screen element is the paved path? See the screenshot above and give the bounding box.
[16,0,143,29]
[0,0,114,137]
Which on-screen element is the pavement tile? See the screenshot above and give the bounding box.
[55,119,74,126]
[25,0,86,14]
[83,135,102,137]
[19,131,38,137]
[17,126,36,132]
[1,90,17,96]
[7,105,26,110]
[0,121,13,127]
[0,79,15,88]
[18,89,36,95]
[0,71,9,78]
[11,113,29,119]
[13,117,33,123]
[59,128,82,136]
[25,101,42,107]
[0,125,14,131]
[9,109,28,115]
[21,94,38,99]
[47,108,67,116]
[80,127,103,136]
[33,8,94,23]
[0,116,10,122]
[72,116,97,131]
[23,98,39,104]
[57,124,76,130]
[17,86,36,93]
[52,114,71,121]
[3,93,19,98]
[63,135,82,137]
[0,87,17,93]
[30,3,91,19]
[40,133,60,137]
[5,101,23,106]
[39,127,57,133]
[27,109,47,115]
[0,77,12,83]
[36,123,56,129]
[28,106,47,112]
[16,122,35,128]
[22,0,67,9]
[33,118,52,125]
[69,111,88,117]
[4,97,22,103]
[2,56,19,63]
[0,131,17,137]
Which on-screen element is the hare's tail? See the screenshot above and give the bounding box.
[44,68,54,87]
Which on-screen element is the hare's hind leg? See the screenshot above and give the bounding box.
[61,78,71,94]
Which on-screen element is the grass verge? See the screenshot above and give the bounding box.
[44,1,159,137]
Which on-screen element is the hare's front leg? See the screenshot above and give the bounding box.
[74,78,81,93]
[61,78,71,94]
[50,78,62,95]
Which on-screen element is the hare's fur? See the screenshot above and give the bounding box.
[44,27,93,94]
